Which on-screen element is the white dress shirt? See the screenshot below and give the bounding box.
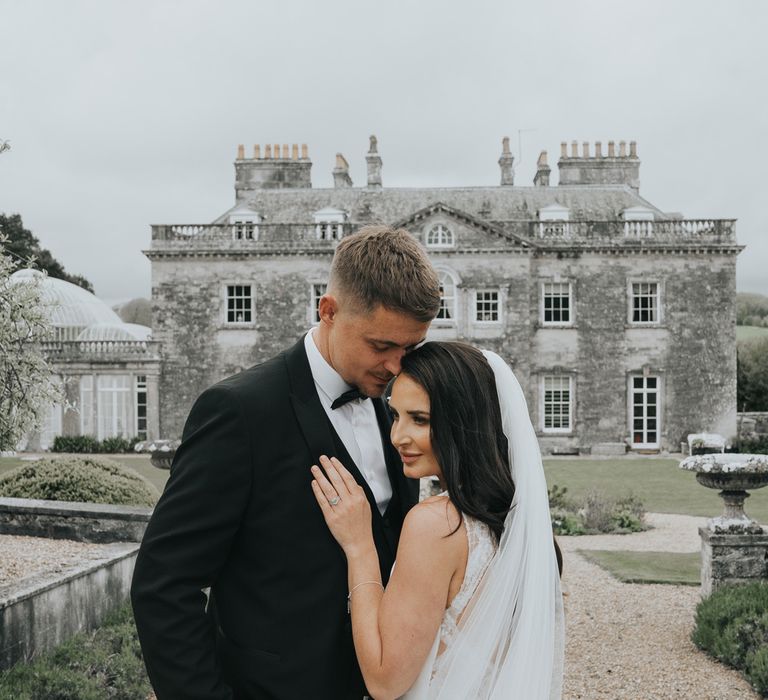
[304,330,393,515]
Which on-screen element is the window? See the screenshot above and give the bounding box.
[631,282,659,324]
[316,222,343,241]
[226,285,253,324]
[631,375,659,448]
[474,290,500,323]
[436,272,456,322]
[229,212,260,241]
[97,375,131,440]
[311,283,327,323]
[80,375,94,436]
[542,376,572,433]
[136,375,148,440]
[426,224,454,248]
[233,221,257,240]
[542,282,572,325]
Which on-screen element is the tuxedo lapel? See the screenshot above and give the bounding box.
[284,338,394,534]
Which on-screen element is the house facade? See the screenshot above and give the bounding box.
[147,137,741,454]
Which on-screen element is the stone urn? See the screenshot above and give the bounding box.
[680,453,768,533]
[134,439,181,471]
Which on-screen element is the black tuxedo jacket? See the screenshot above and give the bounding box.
[131,338,418,699]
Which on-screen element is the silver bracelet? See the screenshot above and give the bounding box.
[347,580,384,613]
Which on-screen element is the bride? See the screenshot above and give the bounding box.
[311,341,564,699]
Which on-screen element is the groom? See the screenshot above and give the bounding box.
[131,226,441,699]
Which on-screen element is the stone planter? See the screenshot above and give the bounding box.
[133,440,180,471]
[680,453,768,533]
[680,453,768,595]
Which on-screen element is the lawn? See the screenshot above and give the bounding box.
[578,550,701,585]
[737,325,768,343]
[544,457,768,523]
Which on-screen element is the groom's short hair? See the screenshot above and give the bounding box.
[329,225,441,323]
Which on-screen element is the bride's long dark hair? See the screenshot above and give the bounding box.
[399,342,515,543]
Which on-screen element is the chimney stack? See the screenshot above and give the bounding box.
[366,135,382,188]
[533,151,550,187]
[333,153,353,189]
[498,137,514,186]
[234,142,313,199]
[557,139,641,192]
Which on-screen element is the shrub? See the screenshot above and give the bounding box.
[0,603,151,699]
[52,435,101,453]
[549,486,646,536]
[693,582,768,695]
[741,435,768,455]
[0,456,159,506]
[51,435,142,453]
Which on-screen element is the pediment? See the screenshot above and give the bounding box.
[394,202,531,249]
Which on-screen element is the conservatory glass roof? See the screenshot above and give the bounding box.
[10,269,123,329]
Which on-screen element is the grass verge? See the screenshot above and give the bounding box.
[0,603,151,699]
[578,549,700,585]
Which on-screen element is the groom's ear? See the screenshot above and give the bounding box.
[318,294,338,324]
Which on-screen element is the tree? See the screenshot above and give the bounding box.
[115,297,152,327]
[737,293,768,328]
[0,213,93,293]
[737,338,768,412]
[0,239,60,451]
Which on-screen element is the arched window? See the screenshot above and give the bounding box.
[436,271,456,321]
[426,224,454,248]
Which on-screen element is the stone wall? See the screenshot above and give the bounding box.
[0,543,139,670]
[0,498,151,543]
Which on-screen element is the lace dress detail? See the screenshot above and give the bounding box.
[433,507,497,673]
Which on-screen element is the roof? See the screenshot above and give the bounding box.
[213,184,665,225]
[10,270,122,329]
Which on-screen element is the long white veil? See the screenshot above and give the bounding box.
[403,350,564,699]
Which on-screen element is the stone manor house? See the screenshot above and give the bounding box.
[146,136,741,455]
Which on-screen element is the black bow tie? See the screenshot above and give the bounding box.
[331,388,369,410]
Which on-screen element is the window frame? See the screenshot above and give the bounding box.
[473,289,502,324]
[540,281,574,327]
[434,270,457,325]
[540,374,574,434]
[310,282,327,324]
[223,283,256,327]
[426,223,455,249]
[628,279,662,326]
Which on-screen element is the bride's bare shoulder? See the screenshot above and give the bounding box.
[402,495,462,541]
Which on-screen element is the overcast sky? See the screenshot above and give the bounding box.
[1,0,766,304]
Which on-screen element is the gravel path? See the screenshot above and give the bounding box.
[0,534,113,588]
[1,516,763,698]
[561,513,761,699]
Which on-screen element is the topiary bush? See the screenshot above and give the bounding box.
[0,456,159,506]
[693,581,768,696]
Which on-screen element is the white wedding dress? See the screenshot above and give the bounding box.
[402,505,498,698]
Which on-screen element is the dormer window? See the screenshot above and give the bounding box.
[313,207,346,241]
[426,224,454,248]
[622,207,655,237]
[228,210,261,241]
[537,204,570,237]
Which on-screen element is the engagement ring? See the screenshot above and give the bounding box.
[329,496,340,506]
